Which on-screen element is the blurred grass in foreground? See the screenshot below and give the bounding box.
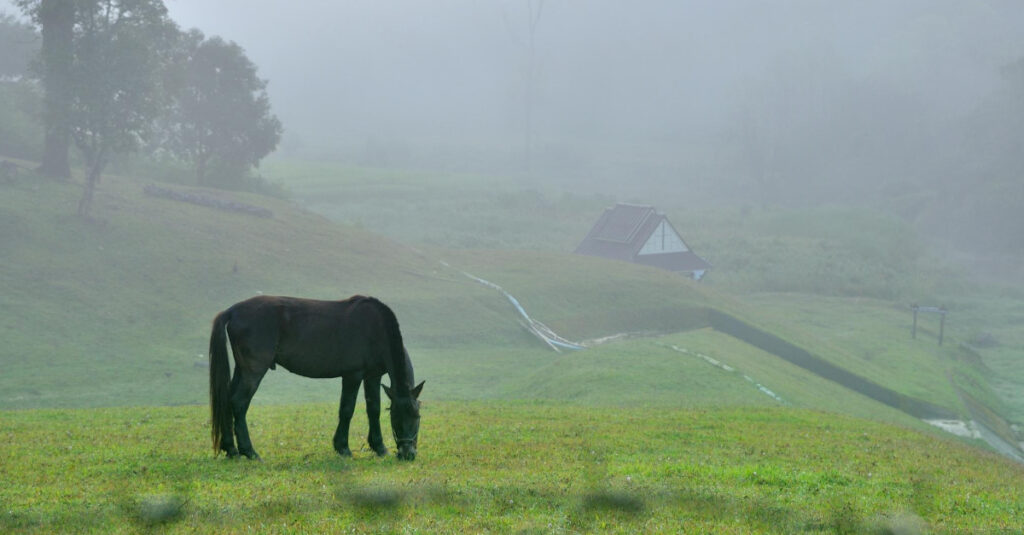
[2,402,1022,533]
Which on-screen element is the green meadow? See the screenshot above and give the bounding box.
[2,159,1024,532]
[4,404,1024,534]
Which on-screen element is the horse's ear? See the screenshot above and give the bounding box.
[411,380,425,399]
[382,383,394,401]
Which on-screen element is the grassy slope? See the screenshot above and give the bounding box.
[713,295,976,415]
[263,160,605,251]
[0,171,711,410]
[3,162,1024,531]
[738,294,1009,416]
[0,171,491,408]
[0,165,1010,426]
[3,403,1023,534]
[449,252,994,424]
[506,329,927,427]
[941,291,1024,421]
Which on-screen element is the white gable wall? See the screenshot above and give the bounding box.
[637,220,688,255]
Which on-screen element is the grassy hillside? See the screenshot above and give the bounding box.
[735,294,1006,416]
[1,161,1018,451]
[3,403,1023,534]
[507,330,927,427]
[4,160,1024,532]
[0,168,710,410]
[937,291,1024,423]
[267,160,965,301]
[269,159,1024,424]
[263,160,606,251]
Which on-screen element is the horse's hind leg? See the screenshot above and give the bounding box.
[333,373,363,457]
[220,372,242,458]
[363,374,388,456]
[230,366,267,460]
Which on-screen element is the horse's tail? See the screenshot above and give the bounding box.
[209,308,233,454]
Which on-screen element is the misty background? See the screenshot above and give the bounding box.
[160,0,1024,261]
[153,4,1023,175]
[4,0,1024,261]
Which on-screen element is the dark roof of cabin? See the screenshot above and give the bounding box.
[585,203,657,244]
[575,203,711,273]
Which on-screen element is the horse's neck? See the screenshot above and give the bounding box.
[386,354,414,392]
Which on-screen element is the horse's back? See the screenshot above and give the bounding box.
[227,295,389,378]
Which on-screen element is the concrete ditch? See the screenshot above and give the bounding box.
[446,265,1024,463]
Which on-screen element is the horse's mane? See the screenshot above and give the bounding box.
[359,296,412,393]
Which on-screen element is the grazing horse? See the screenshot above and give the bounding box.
[208,295,424,461]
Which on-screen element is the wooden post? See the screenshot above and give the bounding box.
[911,304,948,346]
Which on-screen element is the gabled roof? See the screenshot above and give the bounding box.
[575,203,711,274]
[584,203,657,244]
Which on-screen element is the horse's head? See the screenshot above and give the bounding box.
[383,380,424,461]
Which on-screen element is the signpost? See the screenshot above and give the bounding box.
[911,304,947,346]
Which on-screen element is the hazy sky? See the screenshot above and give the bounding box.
[154,1,1024,155]
[5,1,1024,171]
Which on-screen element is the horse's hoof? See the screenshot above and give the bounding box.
[372,447,389,457]
[336,447,352,457]
[241,450,261,461]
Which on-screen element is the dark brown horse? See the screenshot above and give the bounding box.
[208,295,424,461]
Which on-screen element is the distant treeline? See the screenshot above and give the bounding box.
[0,1,281,216]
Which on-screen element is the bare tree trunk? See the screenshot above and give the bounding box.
[37,0,74,180]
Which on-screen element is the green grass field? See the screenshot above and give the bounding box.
[3,157,1024,532]
[3,403,1023,534]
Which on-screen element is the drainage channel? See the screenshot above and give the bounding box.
[439,262,1024,463]
[444,263,583,352]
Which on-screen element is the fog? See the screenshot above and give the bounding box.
[4,0,1023,250]
[152,2,1024,183]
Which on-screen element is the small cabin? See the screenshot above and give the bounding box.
[574,203,710,280]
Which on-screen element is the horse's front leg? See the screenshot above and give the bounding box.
[364,374,388,456]
[333,373,362,457]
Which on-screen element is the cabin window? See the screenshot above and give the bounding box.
[637,220,688,255]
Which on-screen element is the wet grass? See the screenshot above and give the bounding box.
[4,160,1024,531]
[3,403,1023,533]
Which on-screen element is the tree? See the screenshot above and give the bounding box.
[161,29,281,188]
[16,0,74,178]
[0,12,42,159]
[67,0,177,216]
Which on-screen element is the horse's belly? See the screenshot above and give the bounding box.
[274,349,369,378]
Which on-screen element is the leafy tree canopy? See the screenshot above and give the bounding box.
[161,28,282,188]
[53,0,179,215]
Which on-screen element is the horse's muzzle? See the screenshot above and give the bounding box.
[396,445,417,461]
